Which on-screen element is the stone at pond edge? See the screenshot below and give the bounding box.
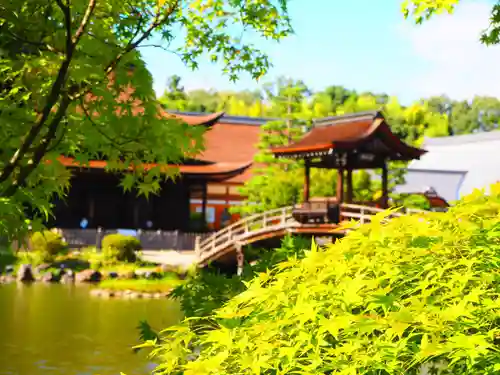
[61,270,75,284]
[120,271,137,280]
[40,272,60,283]
[0,275,15,284]
[76,269,102,283]
[17,264,35,282]
[89,288,173,299]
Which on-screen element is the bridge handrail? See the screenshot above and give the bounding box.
[197,206,293,261]
[195,203,429,263]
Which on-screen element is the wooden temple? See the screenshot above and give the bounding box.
[49,111,254,231]
[271,111,427,224]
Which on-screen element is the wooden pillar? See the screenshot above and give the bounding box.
[87,195,95,228]
[201,183,208,225]
[381,161,389,209]
[304,159,310,202]
[346,169,353,203]
[133,199,139,228]
[236,242,244,276]
[336,169,344,204]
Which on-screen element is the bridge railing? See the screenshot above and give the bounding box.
[196,206,293,262]
[195,204,428,264]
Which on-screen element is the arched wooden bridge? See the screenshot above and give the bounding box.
[194,203,425,268]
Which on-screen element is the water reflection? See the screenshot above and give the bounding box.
[0,283,182,375]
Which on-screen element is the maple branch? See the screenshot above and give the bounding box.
[104,0,180,75]
[72,0,97,45]
[3,95,72,197]
[78,98,130,154]
[0,0,97,193]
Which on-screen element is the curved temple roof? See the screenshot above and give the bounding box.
[57,156,252,182]
[162,111,225,127]
[271,111,426,166]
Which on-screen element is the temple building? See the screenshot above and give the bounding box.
[50,110,428,232]
[51,111,265,231]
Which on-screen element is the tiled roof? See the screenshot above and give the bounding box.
[197,122,262,183]
[402,130,500,199]
[160,111,225,126]
[57,156,251,181]
[271,111,426,161]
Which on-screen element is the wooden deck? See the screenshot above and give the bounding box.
[194,204,425,267]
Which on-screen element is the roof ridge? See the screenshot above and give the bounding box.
[424,129,500,146]
[312,110,383,127]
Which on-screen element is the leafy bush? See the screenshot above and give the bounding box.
[17,250,53,266]
[0,246,17,272]
[170,235,311,319]
[30,230,68,257]
[101,234,140,263]
[147,184,500,374]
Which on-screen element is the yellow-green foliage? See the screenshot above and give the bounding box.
[149,184,500,374]
[101,234,140,263]
[30,230,68,257]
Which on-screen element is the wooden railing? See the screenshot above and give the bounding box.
[195,204,427,265]
[195,206,294,263]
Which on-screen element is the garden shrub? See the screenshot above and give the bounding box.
[101,234,140,263]
[30,230,68,257]
[169,235,311,319]
[0,246,16,272]
[147,184,500,374]
[17,250,53,266]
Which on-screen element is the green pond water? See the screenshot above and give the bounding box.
[0,283,182,375]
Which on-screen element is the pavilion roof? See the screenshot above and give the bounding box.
[271,111,426,167]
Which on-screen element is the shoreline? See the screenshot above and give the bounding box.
[90,287,173,299]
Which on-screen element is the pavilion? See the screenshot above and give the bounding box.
[271,111,427,220]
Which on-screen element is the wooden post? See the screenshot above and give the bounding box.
[346,169,353,203]
[236,242,244,276]
[381,161,389,209]
[133,199,139,228]
[201,183,208,227]
[88,196,95,223]
[336,169,344,204]
[194,235,201,258]
[96,227,103,251]
[303,159,310,202]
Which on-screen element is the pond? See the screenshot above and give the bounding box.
[0,283,182,375]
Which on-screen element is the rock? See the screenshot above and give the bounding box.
[61,270,75,284]
[153,293,162,299]
[4,265,14,275]
[107,271,119,279]
[75,269,101,283]
[90,288,102,297]
[120,271,136,280]
[17,264,35,282]
[40,272,60,283]
[0,275,15,284]
[35,263,52,275]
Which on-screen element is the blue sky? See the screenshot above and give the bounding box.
[141,0,500,105]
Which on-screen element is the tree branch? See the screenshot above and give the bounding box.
[3,95,72,197]
[104,0,180,75]
[0,0,97,191]
[72,0,97,45]
[79,97,131,154]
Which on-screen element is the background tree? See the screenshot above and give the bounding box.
[0,0,293,240]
